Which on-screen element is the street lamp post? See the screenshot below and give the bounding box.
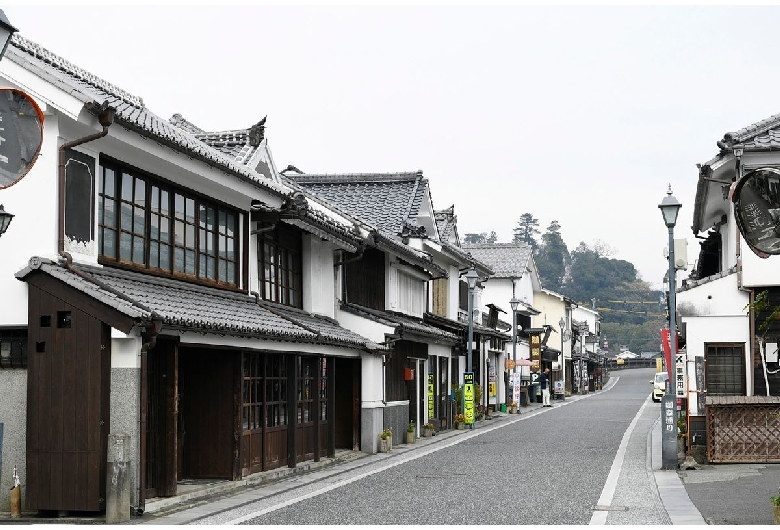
[559,316,568,400]
[659,184,681,470]
[465,267,479,430]
[485,356,491,419]
[465,268,479,373]
[510,297,519,403]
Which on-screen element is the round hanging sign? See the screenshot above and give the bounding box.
[0,87,44,190]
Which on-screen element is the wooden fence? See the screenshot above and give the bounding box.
[706,395,780,463]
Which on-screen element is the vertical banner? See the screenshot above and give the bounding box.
[695,356,705,416]
[660,328,677,382]
[530,332,542,372]
[463,372,475,425]
[488,363,496,405]
[428,373,434,420]
[675,351,686,400]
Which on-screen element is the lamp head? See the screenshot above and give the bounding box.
[465,267,479,290]
[510,297,520,312]
[0,204,13,237]
[658,184,682,228]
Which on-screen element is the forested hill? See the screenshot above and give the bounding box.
[465,215,666,355]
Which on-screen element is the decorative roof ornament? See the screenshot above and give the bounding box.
[248,116,267,147]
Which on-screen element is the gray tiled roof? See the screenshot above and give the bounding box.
[16,258,380,351]
[288,172,426,236]
[461,243,532,278]
[7,34,287,197]
[340,303,459,343]
[434,206,456,242]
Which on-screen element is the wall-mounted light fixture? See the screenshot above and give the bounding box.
[0,204,13,237]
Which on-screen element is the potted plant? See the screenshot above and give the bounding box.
[422,422,435,437]
[454,413,466,429]
[509,401,518,414]
[379,428,393,453]
[771,487,780,524]
[406,421,416,444]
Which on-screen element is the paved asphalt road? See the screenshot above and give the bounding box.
[189,368,668,525]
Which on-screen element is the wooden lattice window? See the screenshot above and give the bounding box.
[98,158,239,287]
[265,354,287,427]
[258,224,302,308]
[242,353,264,431]
[297,357,316,424]
[705,343,745,396]
[0,329,27,369]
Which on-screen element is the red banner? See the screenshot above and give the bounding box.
[660,328,677,382]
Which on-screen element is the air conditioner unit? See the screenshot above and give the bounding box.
[662,238,688,270]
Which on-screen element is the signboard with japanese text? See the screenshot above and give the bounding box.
[428,373,434,420]
[463,372,475,425]
[661,394,677,468]
[488,363,496,405]
[0,88,44,190]
[695,356,705,416]
[730,167,780,257]
[675,352,686,399]
[512,372,521,405]
[529,332,541,371]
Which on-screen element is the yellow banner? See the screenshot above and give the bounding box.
[464,372,475,424]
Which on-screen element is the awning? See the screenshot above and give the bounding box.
[542,348,560,362]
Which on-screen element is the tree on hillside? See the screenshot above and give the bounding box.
[513,213,540,251]
[463,231,497,245]
[534,220,570,291]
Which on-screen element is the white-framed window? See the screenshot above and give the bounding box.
[396,269,425,316]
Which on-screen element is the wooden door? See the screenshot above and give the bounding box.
[26,287,109,512]
[179,348,236,479]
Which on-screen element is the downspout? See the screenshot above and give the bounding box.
[136,319,161,515]
[58,101,115,261]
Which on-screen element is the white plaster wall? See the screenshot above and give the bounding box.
[111,332,142,369]
[677,272,749,318]
[0,105,61,326]
[680,314,751,409]
[302,235,335,318]
[447,263,460,319]
[741,235,780,287]
[361,354,385,406]
[532,291,566,331]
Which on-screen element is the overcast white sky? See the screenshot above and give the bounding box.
[5,4,780,287]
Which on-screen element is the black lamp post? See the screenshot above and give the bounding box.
[559,316,569,399]
[510,297,519,395]
[465,267,479,373]
[659,184,681,469]
[0,204,13,237]
[485,356,491,419]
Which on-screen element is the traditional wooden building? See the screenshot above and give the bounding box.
[0,33,388,515]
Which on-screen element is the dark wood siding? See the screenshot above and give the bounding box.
[344,247,385,309]
[179,348,237,479]
[386,341,427,401]
[26,286,110,512]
